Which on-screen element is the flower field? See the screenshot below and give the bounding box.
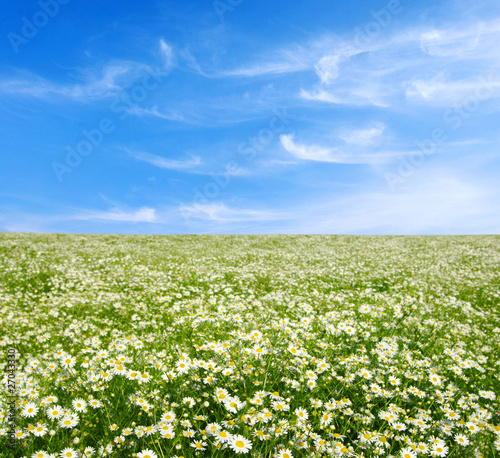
[1,233,499,458]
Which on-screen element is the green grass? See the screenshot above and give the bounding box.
[0,234,499,458]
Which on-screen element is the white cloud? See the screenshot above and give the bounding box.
[300,84,391,108]
[294,18,500,108]
[178,47,208,76]
[130,149,201,170]
[0,62,153,101]
[280,134,397,164]
[179,202,288,222]
[314,54,342,84]
[405,73,500,105]
[221,35,353,78]
[419,19,500,57]
[280,134,337,162]
[338,124,386,146]
[159,39,175,69]
[223,60,310,78]
[73,206,157,223]
[127,105,184,121]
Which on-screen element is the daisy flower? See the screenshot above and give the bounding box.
[32,451,49,458]
[428,436,446,448]
[375,435,390,447]
[314,436,328,450]
[183,396,196,407]
[61,356,76,368]
[455,434,469,446]
[191,440,207,451]
[40,396,57,407]
[466,422,480,434]
[216,429,232,443]
[137,450,158,458]
[251,396,264,406]
[287,345,302,356]
[429,373,442,386]
[277,448,294,458]
[229,434,253,454]
[83,447,95,456]
[161,411,176,423]
[59,415,78,429]
[430,444,449,457]
[400,448,417,458]
[272,400,289,411]
[182,428,196,438]
[88,398,102,408]
[21,402,39,418]
[32,424,48,437]
[14,429,26,439]
[159,425,175,439]
[113,364,127,375]
[100,371,113,381]
[306,379,317,389]
[295,407,309,421]
[176,360,190,373]
[206,422,221,435]
[415,443,429,453]
[393,422,407,431]
[72,398,87,412]
[253,346,268,356]
[138,371,151,384]
[225,397,245,413]
[46,405,64,419]
[126,370,139,380]
[215,388,230,402]
[59,448,78,458]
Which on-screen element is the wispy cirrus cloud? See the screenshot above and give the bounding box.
[338,123,386,147]
[0,38,175,103]
[418,19,500,58]
[280,133,397,165]
[129,149,202,170]
[126,105,185,121]
[159,39,175,70]
[404,73,500,106]
[295,18,500,108]
[179,202,288,222]
[72,206,157,223]
[280,134,338,163]
[220,35,354,78]
[0,62,154,102]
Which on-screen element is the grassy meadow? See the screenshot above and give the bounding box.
[0,234,499,458]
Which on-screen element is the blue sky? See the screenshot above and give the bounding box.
[1,0,499,234]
